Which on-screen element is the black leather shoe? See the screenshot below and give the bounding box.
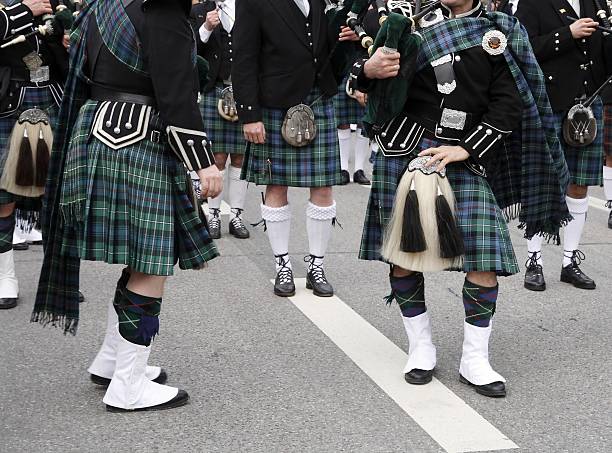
[524,252,546,291]
[560,250,596,290]
[339,170,350,185]
[0,297,18,309]
[208,208,221,239]
[229,210,250,239]
[304,255,334,297]
[608,210,612,229]
[460,375,506,397]
[91,369,168,387]
[353,169,371,185]
[274,254,295,297]
[13,242,28,251]
[106,389,189,412]
[405,368,434,385]
[79,291,85,303]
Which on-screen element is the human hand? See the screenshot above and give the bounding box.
[418,145,470,172]
[204,9,221,31]
[196,165,223,199]
[354,90,367,107]
[570,18,598,39]
[363,47,401,79]
[243,121,266,144]
[22,0,52,17]
[339,26,359,42]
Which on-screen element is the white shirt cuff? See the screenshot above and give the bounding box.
[199,24,213,43]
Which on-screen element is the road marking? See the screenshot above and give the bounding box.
[279,278,518,453]
[202,200,231,216]
[589,196,609,212]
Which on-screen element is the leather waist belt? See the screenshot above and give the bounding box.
[90,86,157,108]
[405,104,478,142]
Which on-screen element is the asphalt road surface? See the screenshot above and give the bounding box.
[1,160,611,453]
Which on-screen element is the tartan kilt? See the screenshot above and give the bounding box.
[60,100,219,276]
[334,74,365,127]
[604,104,612,157]
[0,84,59,211]
[555,99,604,186]
[359,137,519,276]
[241,89,342,187]
[200,85,246,154]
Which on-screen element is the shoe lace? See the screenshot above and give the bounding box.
[230,209,246,229]
[565,250,586,269]
[275,254,293,284]
[525,252,542,271]
[304,255,328,284]
[209,208,221,227]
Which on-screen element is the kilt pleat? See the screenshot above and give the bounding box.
[359,137,519,276]
[60,101,218,276]
[200,85,245,154]
[604,104,612,157]
[0,85,58,209]
[241,89,342,187]
[334,74,365,127]
[556,99,604,186]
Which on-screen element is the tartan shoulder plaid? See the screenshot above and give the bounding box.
[369,12,571,243]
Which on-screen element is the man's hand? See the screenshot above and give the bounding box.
[339,26,359,42]
[363,47,401,80]
[244,121,266,144]
[570,18,598,39]
[62,34,70,50]
[418,145,470,172]
[23,0,52,17]
[204,9,221,31]
[354,90,367,107]
[196,165,223,199]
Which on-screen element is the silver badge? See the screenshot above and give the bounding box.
[408,156,447,177]
[18,108,50,125]
[22,52,43,71]
[29,66,50,83]
[482,30,507,56]
[440,108,467,130]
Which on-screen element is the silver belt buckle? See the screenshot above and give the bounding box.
[440,108,467,130]
[29,65,50,83]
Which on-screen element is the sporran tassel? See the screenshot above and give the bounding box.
[401,180,427,252]
[435,185,464,258]
[35,128,50,187]
[15,128,34,186]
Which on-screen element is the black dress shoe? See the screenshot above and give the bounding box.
[460,375,506,397]
[106,389,189,412]
[208,208,221,239]
[353,169,371,185]
[274,254,295,297]
[78,291,85,303]
[91,369,168,387]
[13,242,29,251]
[405,368,434,385]
[229,210,250,239]
[608,210,612,229]
[0,297,18,309]
[304,255,334,297]
[339,170,350,185]
[524,252,546,291]
[560,250,596,290]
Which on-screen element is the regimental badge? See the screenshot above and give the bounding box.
[22,52,43,71]
[481,30,507,56]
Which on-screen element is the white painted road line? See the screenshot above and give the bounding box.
[202,200,231,216]
[588,196,609,212]
[281,279,519,453]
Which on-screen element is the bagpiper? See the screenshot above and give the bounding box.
[354,0,569,397]
[517,0,612,291]
[31,0,222,412]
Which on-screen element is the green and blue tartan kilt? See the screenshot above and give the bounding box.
[555,99,604,186]
[200,85,246,155]
[60,100,219,276]
[0,85,59,211]
[334,74,365,128]
[241,89,342,187]
[359,137,519,276]
[604,104,612,157]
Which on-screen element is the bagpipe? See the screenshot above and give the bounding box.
[567,0,612,35]
[0,1,76,49]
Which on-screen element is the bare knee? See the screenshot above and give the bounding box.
[214,153,229,171]
[230,154,244,168]
[265,185,289,207]
[466,271,497,287]
[392,266,415,278]
[309,186,333,206]
[567,184,588,199]
[126,270,167,298]
[0,203,15,218]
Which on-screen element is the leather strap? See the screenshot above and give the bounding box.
[90,86,157,107]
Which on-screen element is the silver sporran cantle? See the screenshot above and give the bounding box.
[281,104,317,147]
[217,86,239,122]
[562,102,597,147]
